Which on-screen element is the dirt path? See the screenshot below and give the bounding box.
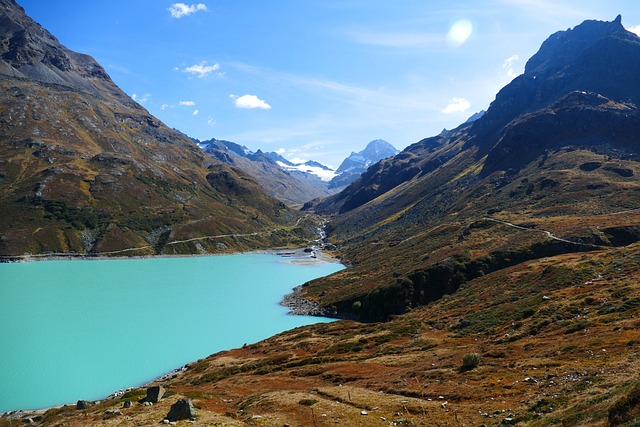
[483,217,599,247]
[2,227,289,260]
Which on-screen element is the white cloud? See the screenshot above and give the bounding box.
[192,109,199,116]
[628,24,640,36]
[502,54,520,78]
[207,117,216,126]
[230,94,272,110]
[161,103,170,110]
[168,3,207,19]
[442,97,471,114]
[131,93,151,104]
[289,157,307,164]
[179,100,196,106]
[184,62,220,78]
[275,148,286,155]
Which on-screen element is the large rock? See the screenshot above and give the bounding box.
[165,398,196,422]
[144,385,165,403]
[76,400,93,410]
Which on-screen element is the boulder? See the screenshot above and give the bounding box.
[123,400,132,408]
[76,400,93,410]
[144,385,165,403]
[165,398,196,422]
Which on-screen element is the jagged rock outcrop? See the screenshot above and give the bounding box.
[76,400,94,410]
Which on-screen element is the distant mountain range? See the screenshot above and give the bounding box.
[195,137,399,206]
[329,139,399,189]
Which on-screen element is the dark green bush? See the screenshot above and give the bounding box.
[460,352,481,372]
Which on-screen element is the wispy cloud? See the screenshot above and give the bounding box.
[192,109,199,116]
[497,0,595,25]
[502,54,520,78]
[179,100,196,106]
[442,97,471,114]
[131,93,151,104]
[183,62,220,78]
[628,24,640,36]
[230,94,272,110]
[168,3,207,19]
[343,29,443,48]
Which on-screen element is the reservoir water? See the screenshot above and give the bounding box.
[0,253,343,412]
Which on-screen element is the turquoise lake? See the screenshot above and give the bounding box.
[0,253,343,412]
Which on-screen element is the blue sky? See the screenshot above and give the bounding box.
[18,1,640,168]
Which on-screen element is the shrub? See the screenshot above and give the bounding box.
[460,352,481,372]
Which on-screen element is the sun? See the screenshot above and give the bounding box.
[446,19,473,47]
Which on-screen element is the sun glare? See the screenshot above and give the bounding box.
[446,19,473,47]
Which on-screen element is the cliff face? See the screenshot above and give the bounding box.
[0,0,303,257]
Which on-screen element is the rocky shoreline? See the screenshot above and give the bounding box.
[280,285,328,316]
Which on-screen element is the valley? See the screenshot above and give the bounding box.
[1,1,639,425]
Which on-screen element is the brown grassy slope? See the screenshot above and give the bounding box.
[8,242,638,426]
[0,78,310,257]
[302,138,640,321]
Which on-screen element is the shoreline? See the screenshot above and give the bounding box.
[0,246,343,265]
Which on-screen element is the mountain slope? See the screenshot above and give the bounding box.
[0,0,307,257]
[306,16,640,321]
[198,138,336,207]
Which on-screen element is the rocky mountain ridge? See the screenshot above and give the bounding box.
[196,138,335,207]
[196,137,399,206]
[329,139,399,189]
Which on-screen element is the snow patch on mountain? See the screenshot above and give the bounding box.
[277,161,336,182]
